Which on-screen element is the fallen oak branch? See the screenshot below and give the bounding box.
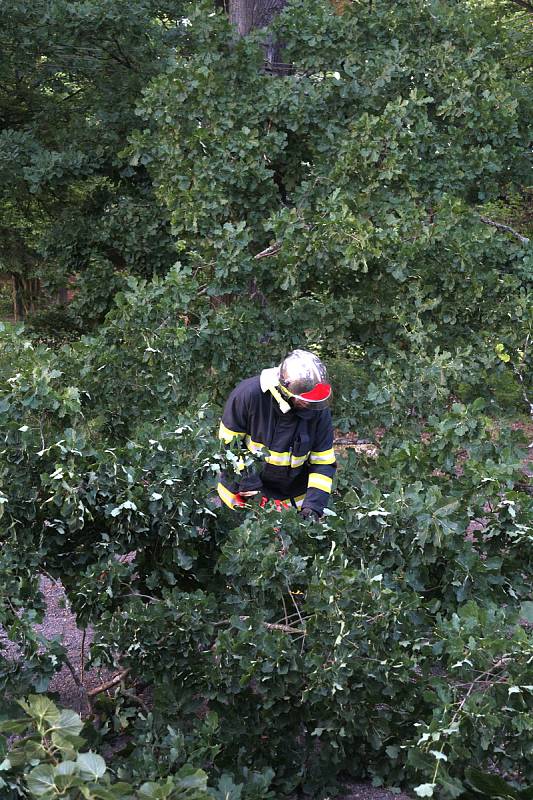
[253,242,282,259]
[479,215,530,244]
[88,668,131,697]
[214,617,305,635]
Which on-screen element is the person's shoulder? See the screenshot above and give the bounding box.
[232,375,262,401]
[317,407,333,427]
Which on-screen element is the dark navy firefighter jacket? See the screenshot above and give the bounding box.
[217,375,336,515]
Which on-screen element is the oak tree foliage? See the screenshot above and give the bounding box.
[0,0,532,797]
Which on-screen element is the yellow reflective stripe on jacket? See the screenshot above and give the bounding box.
[244,435,264,454]
[292,493,306,509]
[245,436,309,468]
[266,449,290,466]
[308,473,332,493]
[217,482,240,509]
[219,421,246,443]
[309,447,336,465]
[291,453,308,468]
[246,436,286,463]
[276,494,306,508]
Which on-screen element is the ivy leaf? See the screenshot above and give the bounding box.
[212,773,243,800]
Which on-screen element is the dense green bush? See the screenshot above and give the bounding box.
[0,319,531,797]
[0,695,213,799]
[1,0,532,797]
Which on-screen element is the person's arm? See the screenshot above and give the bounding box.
[302,410,336,517]
[217,385,263,508]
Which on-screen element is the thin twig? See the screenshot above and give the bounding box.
[506,0,533,12]
[512,331,532,415]
[280,592,289,627]
[39,569,60,586]
[80,628,86,686]
[274,610,301,626]
[287,584,305,631]
[118,593,160,602]
[266,621,306,634]
[123,689,149,714]
[63,655,83,689]
[64,655,93,712]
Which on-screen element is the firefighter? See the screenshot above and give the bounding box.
[217,349,336,520]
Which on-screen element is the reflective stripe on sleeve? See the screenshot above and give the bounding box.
[219,422,246,443]
[309,448,336,465]
[292,493,306,509]
[245,436,266,454]
[308,473,332,493]
[217,482,241,509]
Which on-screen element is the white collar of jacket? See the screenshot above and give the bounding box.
[260,367,291,414]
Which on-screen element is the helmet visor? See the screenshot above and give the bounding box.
[280,381,332,411]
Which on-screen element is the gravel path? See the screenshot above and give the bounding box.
[0,576,114,713]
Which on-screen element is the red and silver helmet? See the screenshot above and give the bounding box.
[278,349,332,411]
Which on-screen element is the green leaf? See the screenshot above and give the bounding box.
[212,773,243,800]
[414,784,436,797]
[25,764,56,796]
[175,766,209,791]
[465,768,520,799]
[77,751,106,780]
[520,601,533,623]
[55,709,84,737]
[0,719,28,734]
[56,761,77,775]
[19,696,60,728]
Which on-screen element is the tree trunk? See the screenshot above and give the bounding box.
[229,0,256,36]
[11,273,41,321]
[58,286,69,305]
[228,0,289,70]
[12,274,24,321]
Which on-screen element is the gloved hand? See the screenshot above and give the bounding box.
[300,507,320,521]
[260,496,289,510]
[233,493,247,508]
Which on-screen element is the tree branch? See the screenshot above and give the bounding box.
[254,241,282,259]
[505,0,533,12]
[214,616,305,634]
[479,215,530,244]
[87,668,131,697]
